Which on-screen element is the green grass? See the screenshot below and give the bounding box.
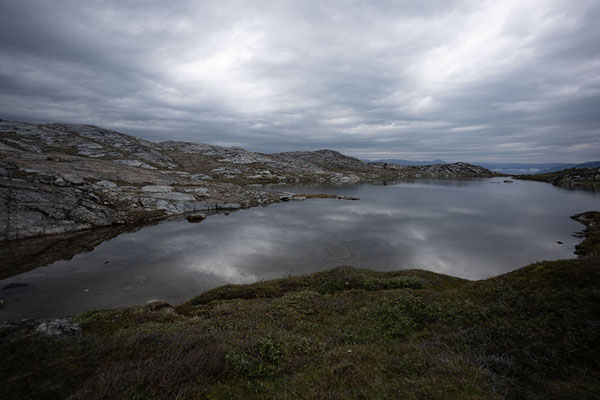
[2,214,600,399]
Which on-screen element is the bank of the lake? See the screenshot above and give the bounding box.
[1,212,599,399]
[1,179,597,320]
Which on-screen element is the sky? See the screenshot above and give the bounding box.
[0,0,599,162]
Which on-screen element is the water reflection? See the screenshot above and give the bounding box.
[0,179,598,319]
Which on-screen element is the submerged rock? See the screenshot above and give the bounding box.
[186,213,206,223]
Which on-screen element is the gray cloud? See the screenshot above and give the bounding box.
[1,0,599,162]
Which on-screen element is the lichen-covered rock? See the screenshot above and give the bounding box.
[35,318,82,338]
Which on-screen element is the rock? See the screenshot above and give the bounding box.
[191,174,213,181]
[141,185,173,192]
[62,174,84,185]
[145,299,172,311]
[53,178,68,186]
[0,119,501,242]
[186,213,206,222]
[94,180,118,189]
[216,202,241,210]
[148,192,195,201]
[35,319,82,338]
[571,211,600,227]
[115,159,157,170]
[504,180,514,183]
[183,187,209,195]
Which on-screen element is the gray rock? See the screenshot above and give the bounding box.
[183,187,209,195]
[141,185,173,193]
[216,202,241,210]
[53,178,68,186]
[35,318,82,338]
[191,174,213,181]
[148,192,195,201]
[94,180,118,189]
[62,173,84,185]
[115,159,157,170]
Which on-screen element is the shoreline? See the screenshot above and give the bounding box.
[1,211,598,399]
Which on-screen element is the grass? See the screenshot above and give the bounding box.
[1,214,599,399]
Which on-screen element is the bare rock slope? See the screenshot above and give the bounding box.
[0,120,496,241]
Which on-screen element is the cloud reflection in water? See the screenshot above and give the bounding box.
[0,179,598,319]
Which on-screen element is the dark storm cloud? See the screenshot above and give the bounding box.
[0,0,599,162]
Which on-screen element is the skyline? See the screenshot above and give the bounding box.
[1,1,599,163]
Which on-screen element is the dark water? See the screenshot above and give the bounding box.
[1,179,598,320]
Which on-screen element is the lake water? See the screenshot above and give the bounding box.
[1,178,598,320]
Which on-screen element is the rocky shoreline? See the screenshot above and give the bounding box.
[0,120,497,241]
[515,167,600,190]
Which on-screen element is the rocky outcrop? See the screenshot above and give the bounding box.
[370,161,496,179]
[0,318,82,339]
[571,211,600,257]
[0,120,497,241]
[517,167,600,190]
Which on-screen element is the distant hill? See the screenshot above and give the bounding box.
[370,159,600,175]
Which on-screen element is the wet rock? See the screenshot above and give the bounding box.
[216,202,241,210]
[186,213,206,222]
[504,180,514,183]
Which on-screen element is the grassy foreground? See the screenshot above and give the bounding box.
[1,215,599,399]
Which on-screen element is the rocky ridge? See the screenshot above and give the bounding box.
[1,120,496,241]
[516,167,600,190]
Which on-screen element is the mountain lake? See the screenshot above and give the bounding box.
[1,178,598,320]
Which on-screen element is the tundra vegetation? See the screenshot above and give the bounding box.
[1,213,599,399]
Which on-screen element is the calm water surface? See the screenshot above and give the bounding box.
[1,179,598,319]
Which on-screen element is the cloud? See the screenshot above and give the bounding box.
[0,0,599,162]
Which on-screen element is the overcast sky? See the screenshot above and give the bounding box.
[1,0,599,162]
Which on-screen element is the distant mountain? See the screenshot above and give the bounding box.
[369,159,600,175]
[479,161,600,175]
[477,163,568,175]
